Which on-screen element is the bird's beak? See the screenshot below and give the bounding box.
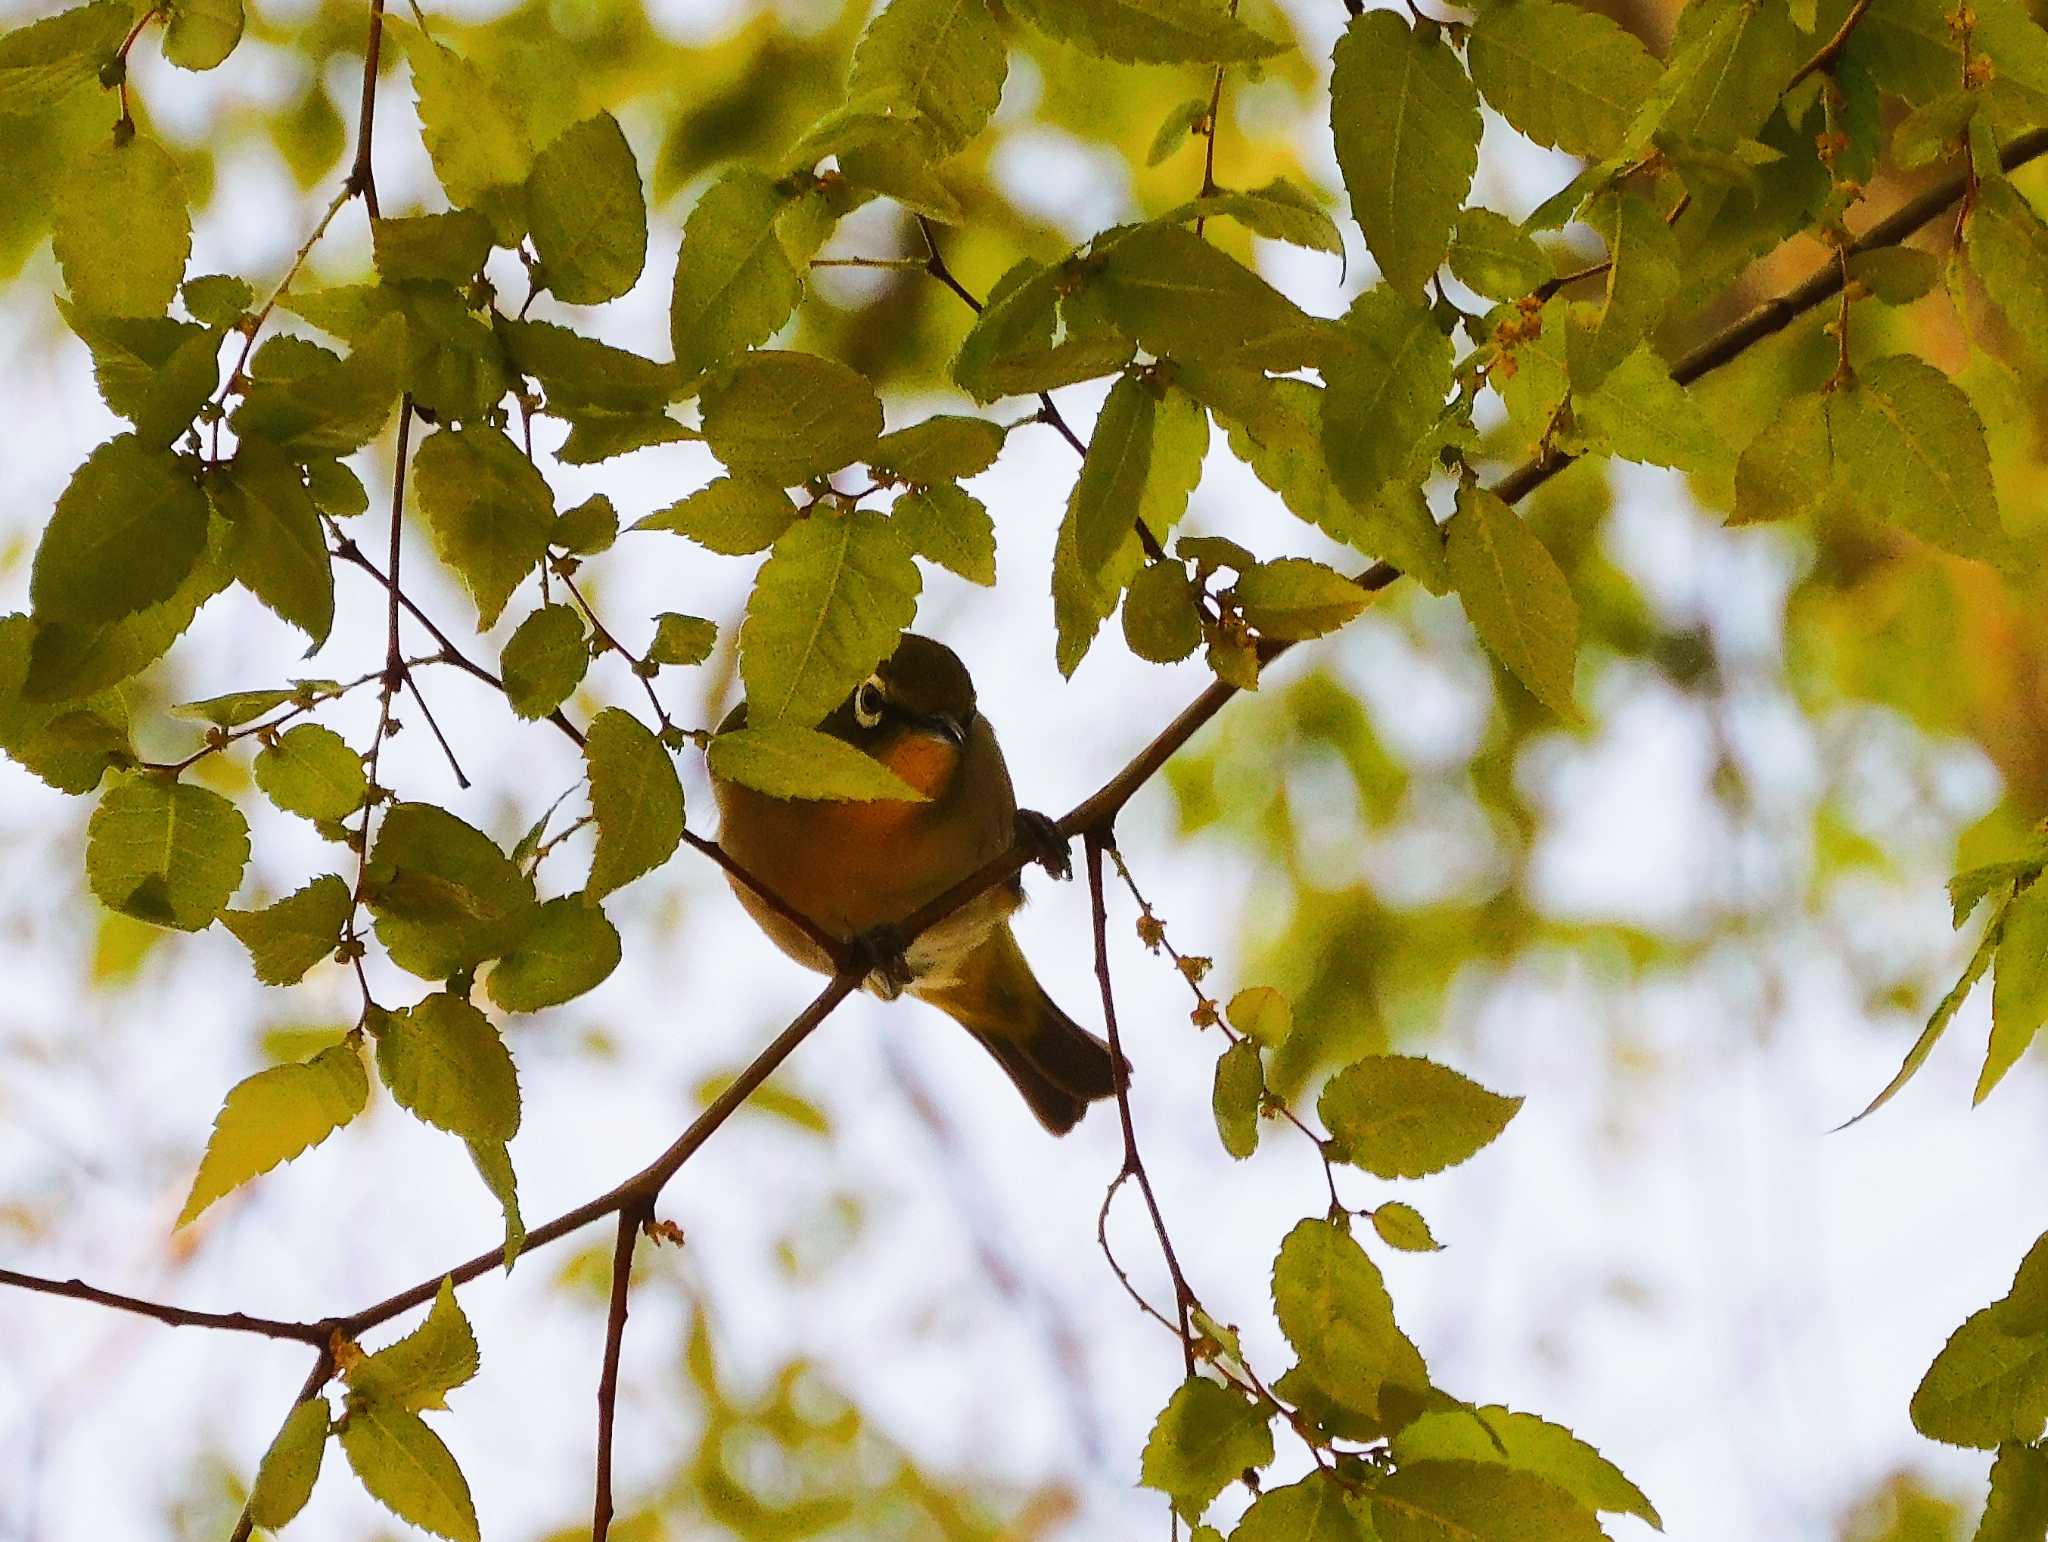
[916,711,968,748]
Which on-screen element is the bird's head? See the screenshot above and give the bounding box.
[829,633,978,754]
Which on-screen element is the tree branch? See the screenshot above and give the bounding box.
[0,1267,328,1343]
[592,1203,646,1542]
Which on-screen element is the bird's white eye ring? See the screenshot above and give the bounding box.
[854,676,886,729]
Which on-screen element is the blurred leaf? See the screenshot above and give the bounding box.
[1006,0,1280,64]
[1445,484,1581,720]
[1212,1038,1263,1159]
[0,1,130,117]
[177,1041,366,1225]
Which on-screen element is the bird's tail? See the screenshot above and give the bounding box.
[913,923,1120,1135]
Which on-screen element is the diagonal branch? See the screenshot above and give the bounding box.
[592,1203,647,1542]
[0,1268,328,1343]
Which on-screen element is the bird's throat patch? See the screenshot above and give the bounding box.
[880,729,961,801]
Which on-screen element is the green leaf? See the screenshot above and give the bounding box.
[1977,1442,2048,1542]
[497,317,675,417]
[1069,375,1157,581]
[1390,1406,1661,1527]
[584,707,685,900]
[500,604,588,720]
[552,493,618,556]
[1212,1038,1263,1160]
[1567,193,1679,394]
[1319,1054,1523,1178]
[232,313,407,458]
[407,33,533,242]
[1232,1475,1368,1542]
[0,0,130,117]
[247,1397,328,1529]
[1371,1202,1442,1253]
[670,168,801,381]
[55,301,220,448]
[891,483,996,585]
[376,993,521,1143]
[952,258,1135,403]
[648,612,717,667]
[701,351,884,485]
[1147,97,1209,165]
[1833,354,2008,565]
[707,723,929,803]
[1445,484,1581,720]
[466,1138,524,1268]
[371,210,494,287]
[251,723,364,826]
[486,895,622,1012]
[1468,0,1659,160]
[1841,895,2004,1127]
[285,280,512,430]
[176,1041,366,1225]
[740,510,921,726]
[1574,346,1728,477]
[26,536,230,704]
[172,688,293,728]
[870,416,1007,484]
[634,476,797,555]
[162,0,243,71]
[31,436,209,626]
[339,1400,480,1542]
[220,875,353,986]
[1272,1217,1430,1424]
[527,111,647,305]
[1233,559,1370,642]
[1970,178,2048,361]
[412,423,554,630]
[53,134,191,317]
[1331,11,1480,300]
[1138,1377,1274,1522]
[1983,881,2048,1103]
[1005,0,1280,63]
[1159,177,1345,257]
[1370,1461,1605,1542]
[88,775,248,930]
[845,0,1006,154]
[1123,560,1204,664]
[1323,286,1452,502]
[1448,208,1553,300]
[350,1277,480,1412]
[365,802,537,978]
[1849,244,1943,304]
[1225,986,1292,1047]
[1095,224,1329,372]
[1912,1239,2048,1448]
[1731,389,1838,525]
[1654,0,1801,152]
[181,273,254,328]
[211,436,336,645]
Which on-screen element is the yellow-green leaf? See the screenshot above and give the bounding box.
[707,723,930,803]
[1445,484,1581,719]
[53,134,191,317]
[486,895,622,1012]
[88,775,249,930]
[584,707,685,901]
[527,111,646,305]
[1138,1377,1274,1522]
[375,993,521,1143]
[31,435,209,626]
[220,874,352,986]
[1319,1054,1523,1178]
[177,1041,367,1225]
[254,723,366,823]
[339,1399,480,1542]
[700,350,884,486]
[350,1277,480,1412]
[247,1397,328,1528]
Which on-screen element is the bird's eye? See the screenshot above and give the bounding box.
[853,677,886,729]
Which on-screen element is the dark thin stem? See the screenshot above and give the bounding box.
[1785,0,1875,93]
[401,668,470,788]
[555,563,676,734]
[0,1268,326,1343]
[591,1204,646,1542]
[350,0,387,217]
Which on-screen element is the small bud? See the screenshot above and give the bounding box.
[1191,1000,1220,1029]
[1135,914,1166,950]
[1178,954,1213,984]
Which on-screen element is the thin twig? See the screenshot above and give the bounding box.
[591,1203,646,1542]
[1785,0,1876,93]
[0,1269,327,1343]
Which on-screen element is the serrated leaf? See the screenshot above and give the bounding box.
[1160,177,1344,257]
[211,436,335,645]
[892,483,995,585]
[952,258,1135,403]
[1225,985,1292,1047]
[1391,1407,1660,1527]
[1448,208,1552,300]
[53,134,191,317]
[163,0,242,70]
[372,210,493,287]
[55,301,220,448]
[527,111,646,305]
[181,273,254,328]
[365,802,537,978]
[1849,244,1943,304]
[1005,0,1279,63]
[1147,97,1209,165]
[1842,895,2004,1127]
[1978,1442,2048,1542]
[1567,192,1679,394]
[1970,179,2048,361]
[1233,1475,1367,1542]
[1370,1461,1605,1541]
[339,1400,480,1542]
[1331,11,1480,300]
[176,1042,366,1225]
[1371,1202,1442,1253]
[466,1138,524,1268]
[485,894,622,1012]
[233,313,407,458]
[707,723,930,803]
[31,436,209,626]
[845,0,1006,153]
[1983,881,2048,1103]
[584,707,685,901]
[26,536,229,704]
[1912,1238,2048,1449]
[1575,345,1727,476]
[1234,559,1370,641]
[1652,0,1801,152]
[1069,374,1157,581]
[1445,484,1581,719]
[0,0,130,117]
[1096,224,1329,372]
[635,476,797,555]
[648,612,717,667]
[1319,1054,1523,1178]
[1212,1038,1263,1159]
[1138,1377,1274,1522]
[408,33,532,242]
[500,604,588,720]
[551,493,617,556]
[701,350,883,485]
[497,316,674,417]
[351,1277,480,1412]
[1833,354,2008,565]
[1323,286,1451,501]
[670,168,801,381]
[220,875,352,986]
[412,423,554,630]
[1272,1218,1430,1424]
[1468,0,1659,160]
[870,415,1007,483]
[740,511,921,726]
[88,775,248,930]
[1123,560,1204,663]
[376,993,521,1143]
[1732,389,1838,525]
[247,1397,328,1529]
[255,723,366,823]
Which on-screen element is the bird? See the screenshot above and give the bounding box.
[709,633,1119,1133]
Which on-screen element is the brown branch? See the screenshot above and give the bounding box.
[350,0,388,217]
[1785,0,1876,94]
[592,1203,646,1542]
[0,1268,327,1343]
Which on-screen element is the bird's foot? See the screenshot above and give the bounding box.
[1015,809,1073,881]
[848,924,913,1000]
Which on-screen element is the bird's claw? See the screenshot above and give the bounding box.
[849,924,913,999]
[1015,809,1073,882]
